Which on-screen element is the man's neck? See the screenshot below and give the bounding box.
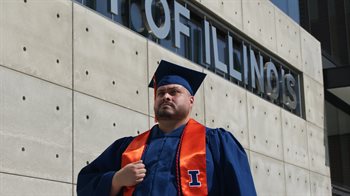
[157,117,190,133]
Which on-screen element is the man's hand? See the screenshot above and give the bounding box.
[115,160,146,186]
[110,160,146,195]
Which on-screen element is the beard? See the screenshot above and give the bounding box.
[155,102,189,121]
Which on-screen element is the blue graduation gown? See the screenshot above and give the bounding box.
[77,125,256,196]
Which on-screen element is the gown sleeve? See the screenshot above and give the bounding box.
[207,128,257,196]
[77,137,134,196]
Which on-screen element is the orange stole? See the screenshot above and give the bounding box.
[121,130,150,196]
[121,119,207,196]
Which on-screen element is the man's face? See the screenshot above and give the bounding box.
[154,84,194,121]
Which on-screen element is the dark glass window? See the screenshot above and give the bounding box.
[308,0,332,55]
[287,0,300,23]
[328,0,349,66]
[188,20,203,65]
[217,34,227,72]
[111,0,128,25]
[270,0,300,23]
[158,29,176,54]
[326,101,350,189]
[231,39,243,83]
[95,0,112,18]
[300,0,350,67]
[344,0,350,65]
[271,0,288,13]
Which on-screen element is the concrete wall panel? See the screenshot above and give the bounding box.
[73,3,148,114]
[0,67,72,182]
[242,0,277,54]
[275,8,302,71]
[310,172,332,196]
[301,28,323,84]
[147,41,205,124]
[74,185,77,196]
[282,110,309,169]
[73,92,148,182]
[0,0,3,66]
[196,0,243,30]
[149,116,155,130]
[304,75,325,128]
[2,0,72,88]
[247,92,283,160]
[250,152,285,195]
[246,149,251,164]
[0,173,72,196]
[307,123,330,176]
[203,71,249,148]
[284,163,311,196]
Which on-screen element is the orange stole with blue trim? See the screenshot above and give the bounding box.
[121,119,207,196]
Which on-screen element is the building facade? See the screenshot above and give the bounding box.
[299,0,350,194]
[273,0,350,194]
[0,0,331,195]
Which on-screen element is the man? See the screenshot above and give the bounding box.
[77,60,256,196]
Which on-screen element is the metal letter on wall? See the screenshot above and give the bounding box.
[110,0,118,15]
[228,35,242,81]
[144,0,171,39]
[174,1,190,48]
[284,73,297,110]
[243,43,249,85]
[250,48,264,93]
[212,26,228,74]
[203,20,211,65]
[265,62,279,100]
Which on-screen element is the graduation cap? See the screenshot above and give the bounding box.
[148,60,206,96]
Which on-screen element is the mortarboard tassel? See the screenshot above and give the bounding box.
[153,75,158,123]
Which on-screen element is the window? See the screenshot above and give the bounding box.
[270,0,300,23]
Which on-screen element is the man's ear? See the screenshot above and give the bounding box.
[189,96,194,104]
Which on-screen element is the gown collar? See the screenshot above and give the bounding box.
[152,123,186,138]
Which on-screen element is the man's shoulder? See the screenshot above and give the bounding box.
[204,126,245,151]
[108,136,135,152]
[204,126,231,141]
[204,126,231,136]
[113,136,135,143]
